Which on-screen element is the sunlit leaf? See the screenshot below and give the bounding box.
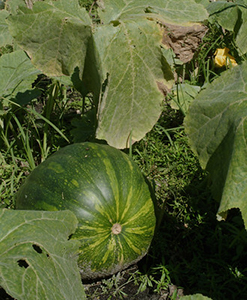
[7,0,92,77]
[0,209,86,300]
[94,19,173,148]
[6,0,208,148]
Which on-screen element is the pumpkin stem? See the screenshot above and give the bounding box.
[111,223,122,235]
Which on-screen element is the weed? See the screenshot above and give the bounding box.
[101,273,128,299]
[0,151,28,208]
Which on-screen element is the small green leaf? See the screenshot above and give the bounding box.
[184,62,247,228]
[7,0,92,77]
[0,208,86,300]
[0,1,5,9]
[171,83,201,115]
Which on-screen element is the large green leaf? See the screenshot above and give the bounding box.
[6,0,208,148]
[184,62,247,227]
[94,19,173,148]
[0,50,41,105]
[0,209,86,300]
[7,0,92,77]
[95,0,207,148]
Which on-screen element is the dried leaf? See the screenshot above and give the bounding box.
[162,23,208,63]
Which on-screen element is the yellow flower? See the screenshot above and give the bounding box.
[214,47,237,67]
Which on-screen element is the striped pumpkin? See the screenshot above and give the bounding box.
[15,142,156,279]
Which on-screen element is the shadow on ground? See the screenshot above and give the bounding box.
[146,173,247,300]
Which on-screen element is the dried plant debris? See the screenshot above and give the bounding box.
[162,24,208,63]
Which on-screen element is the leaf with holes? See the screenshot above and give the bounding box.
[15,142,156,280]
[0,209,86,300]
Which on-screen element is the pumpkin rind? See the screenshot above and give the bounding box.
[15,142,156,279]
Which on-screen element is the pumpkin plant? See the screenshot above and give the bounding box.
[2,0,208,149]
[15,142,156,279]
[0,209,86,300]
[185,61,247,229]
[206,0,247,55]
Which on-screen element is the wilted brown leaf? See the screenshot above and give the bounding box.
[162,23,208,63]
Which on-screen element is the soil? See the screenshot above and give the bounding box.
[85,281,183,300]
[84,265,184,300]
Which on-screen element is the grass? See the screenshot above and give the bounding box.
[1,3,247,300]
[0,151,28,209]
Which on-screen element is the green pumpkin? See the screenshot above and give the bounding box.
[15,142,156,279]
